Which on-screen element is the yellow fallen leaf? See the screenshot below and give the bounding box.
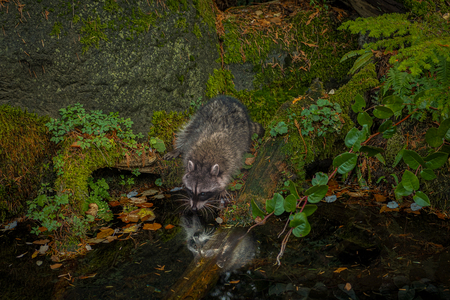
[334,267,347,273]
[96,228,114,239]
[229,280,240,284]
[137,208,156,221]
[32,250,39,259]
[122,224,139,233]
[155,265,165,271]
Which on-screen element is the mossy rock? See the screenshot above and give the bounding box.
[0,105,55,221]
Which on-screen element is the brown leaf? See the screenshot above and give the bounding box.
[374,194,387,202]
[141,189,159,196]
[269,17,281,24]
[165,224,175,230]
[138,202,154,208]
[33,239,50,245]
[344,283,352,291]
[229,280,240,284]
[109,200,121,207]
[245,156,255,165]
[50,263,63,270]
[143,223,162,231]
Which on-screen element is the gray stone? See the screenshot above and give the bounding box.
[0,0,220,135]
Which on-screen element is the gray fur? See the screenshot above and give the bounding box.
[164,95,264,211]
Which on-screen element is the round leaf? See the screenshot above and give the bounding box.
[266,194,276,214]
[425,127,443,148]
[401,170,419,191]
[420,168,436,180]
[290,212,311,237]
[288,180,300,199]
[312,172,328,186]
[305,185,328,203]
[284,194,297,213]
[333,152,358,174]
[395,182,413,199]
[273,193,285,216]
[383,95,403,114]
[402,150,425,170]
[373,106,394,119]
[345,128,362,148]
[413,191,430,207]
[438,118,450,141]
[351,94,365,113]
[357,111,373,128]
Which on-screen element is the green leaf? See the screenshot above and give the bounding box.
[402,170,420,191]
[333,152,358,174]
[345,128,361,148]
[438,118,450,141]
[251,199,265,219]
[357,111,373,128]
[290,212,311,237]
[379,120,393,133]
[305,185,328,203]
[266,195,275,214]
[359,146,384,157]
[383,95,403,114]
[284,195,297,213]
[420,168,436,180]
[373,106,394,119]
[375,153,386,165]
[288,180,300,199]
[395,182,413,199]
[302,204,318,217]
[351,94,365,113]
[312,172,328,186]
[273,193,285,216]
[425,127,443,148]
[413,191,430,207]
[424,152,448,169]
[402,150,425,170]
[393,148,406,168]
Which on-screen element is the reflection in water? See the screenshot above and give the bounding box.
[180,212,257,273]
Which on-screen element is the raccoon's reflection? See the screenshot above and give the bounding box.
[180,212,257,272]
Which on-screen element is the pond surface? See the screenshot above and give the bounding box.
[1,197,450,300]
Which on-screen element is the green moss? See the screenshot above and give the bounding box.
[54,137,122,211]
[175,18,187,29]
[80,16,108,53]
[192,0,216,29]
[50,21,63,37]
[206,69,237,98]
[149,110,191,151]
[166,0,188,12]
[0,105,54,222]
[329,63,379,113]
[103,0,122,13]
[193,23,203,38]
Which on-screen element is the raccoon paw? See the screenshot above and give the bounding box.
[163,149,181,160]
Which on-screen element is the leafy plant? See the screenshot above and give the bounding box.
[300,99,343,137]
[155,178,163,187]
[27,193,70,235]
[119,175,135,187]
[83,177,113,222]
[270,121,288,137]
[333,94,449,209]
[251,175,327,265]
[150,137,166,153]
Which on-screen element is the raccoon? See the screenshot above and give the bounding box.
[164,95,264,212]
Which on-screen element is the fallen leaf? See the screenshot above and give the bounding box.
[123,224,140,233]
[141,189,159,196]
[153,194,165,199]
[39,245,49,255]
[138,202,154,208]
[137,208,156,221]
[255,10,263,16]
[143,223,162,231]
[109,200,121,207]
[374,194,387,202]
[32,250,39,259]
[245,156,256,165]
[344,283,352,291]
[79,274,97,279]
[269,17,281,24]
[301,41,318,48]
[130,196,147,205]
[105,235,118,243]
[96,228,114,239]
[165,224,175,230]
[33,239,50,245]
[155,265,165,271]
[51,255,60,262]
[86,238,106,244]
[334,267,348,273]
[16,252,27,258]
[229,280,240,284]
[50,263,63,270]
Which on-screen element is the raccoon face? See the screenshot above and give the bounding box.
[183,160,228,211]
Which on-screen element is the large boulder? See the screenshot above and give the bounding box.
[0,0,219,135]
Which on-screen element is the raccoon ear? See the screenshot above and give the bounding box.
[210,164,219,176]
[188,160,195,172]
